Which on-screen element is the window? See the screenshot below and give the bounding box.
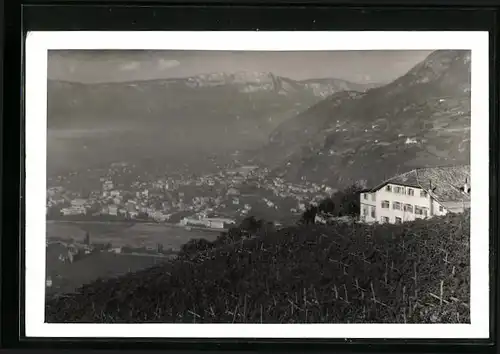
[404,204,413,213]
[371,207,376,218]
[363,193,368,200]
[420,190,428,198]
[371,194,376,201]
[381,216,390,223]
[415,206,429,216]
[381,200,390,209]
[439,205,444,212]
[362,206,368,215]
[392,201,402,210]
[394,186,406,194]
[385,185,392,192]
[407,188,414,196]
[395,217,402,224]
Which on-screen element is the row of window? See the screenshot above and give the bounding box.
[362,205,431,218]
[362,187,429,202]
[364,215,408,224]
[380,200,443,215]
[380,216,402,224]
[384,185,428,198]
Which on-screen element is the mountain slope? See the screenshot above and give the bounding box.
[264,50,471,187]
[45,212,470,323]
[47,73,377,174]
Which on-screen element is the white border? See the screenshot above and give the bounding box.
[25,31,490,339]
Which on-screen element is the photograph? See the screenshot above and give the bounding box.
[24,31,489,339]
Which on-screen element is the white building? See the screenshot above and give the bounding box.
[360,165,470,224]
[205,218,236,229]
[70,198,88,208]
[61,206,86,216]
[110,190,121,198]
[108,204,119,216]
[227,187,240,196]
[103,180,114,191]
[47,186,64,197]
[180,217,208,227]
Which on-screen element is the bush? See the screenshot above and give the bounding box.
[239,216,262,234]
[317,183,364,218]
[178,238,215,259]
[46,212,470,324]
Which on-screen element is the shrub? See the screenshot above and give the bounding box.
[317,183,364,218]
[178,238,215,259]
[239,216,262,234]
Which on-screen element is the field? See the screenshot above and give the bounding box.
[46,211,470,323]
[46,221,220,296]
[46,252,171,296]
[46,221,219,249]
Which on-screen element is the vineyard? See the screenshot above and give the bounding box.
[45,211,470,323]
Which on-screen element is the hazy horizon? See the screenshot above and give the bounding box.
[48,50,434,85]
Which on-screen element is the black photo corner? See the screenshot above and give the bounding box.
[2,0,499,353]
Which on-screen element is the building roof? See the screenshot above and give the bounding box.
[204,218,236,224]
[71,198,88,205]
[369,165,470,203]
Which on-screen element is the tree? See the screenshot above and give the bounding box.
[259,221,276,235]
[179,238,214,258]
[84,232,91,246]
[213,232,230,246]
[239,216,260,234]
[301,205,318,225]
[334,183,363,217]
[318,198,335,214]
[228,227,245,242]
[316,183,363,218]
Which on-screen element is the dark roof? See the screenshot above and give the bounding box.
[369,165,470,203]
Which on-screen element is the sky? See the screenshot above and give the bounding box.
[48,50,434,84]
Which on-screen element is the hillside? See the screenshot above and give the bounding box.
[46,211,470,323]
[46,251,170,296]
[47,73,377,174]
[48,74,377,137]
[263,50,471,187]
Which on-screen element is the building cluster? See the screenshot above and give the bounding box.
[46,162,336,225]
[180,217,236,230]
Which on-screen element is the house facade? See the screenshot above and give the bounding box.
[360,165,470,224]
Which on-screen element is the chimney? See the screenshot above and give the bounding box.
[463,178,470,195]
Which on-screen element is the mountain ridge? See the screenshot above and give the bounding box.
[262,50,471,187]
[48,71,381,88]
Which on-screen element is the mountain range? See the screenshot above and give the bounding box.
[47,73,379,174]
[48,72,378,133]
[261,50,471,187]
